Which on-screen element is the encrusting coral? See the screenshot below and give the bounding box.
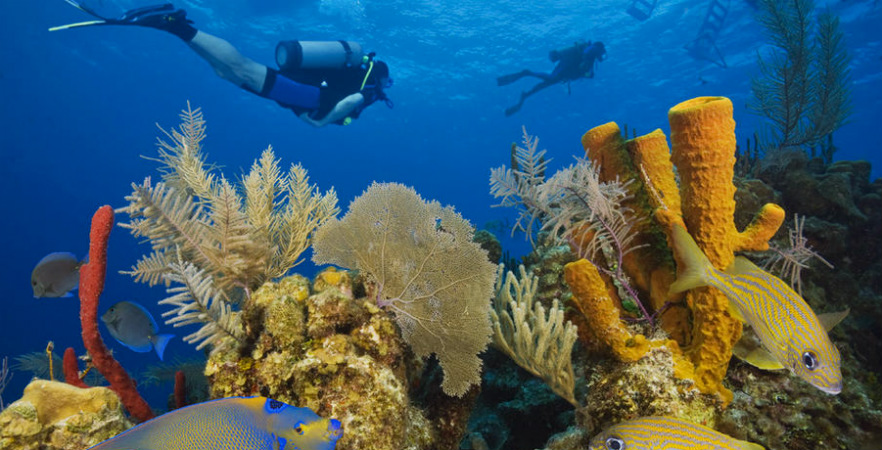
[0,380,132,450]
[204,268,435,450]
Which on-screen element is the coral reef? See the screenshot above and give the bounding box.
[490,97,882,450]
[0,380,132,450]
[492,97,784,403]
[719,359,882,450]
[577,346,716,436]
[204,269,435,450]
[749,149,882,404]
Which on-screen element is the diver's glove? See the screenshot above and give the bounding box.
[117,4,197,42]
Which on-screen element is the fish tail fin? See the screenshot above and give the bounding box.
[153,334,175,361]
[669,224,713,294]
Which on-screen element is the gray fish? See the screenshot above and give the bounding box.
[101,301,174,360]
[31,252,83,298]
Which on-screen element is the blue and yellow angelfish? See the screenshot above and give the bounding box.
[669,224,848,395]
[88,396,343,450]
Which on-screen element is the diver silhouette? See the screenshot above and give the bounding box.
[497,40,606,116]
[51,1,393,127]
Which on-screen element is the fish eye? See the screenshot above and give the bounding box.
[294,422,304,435]
[31,280,37,286]
[605,436,626,450]
[802,351,819,370]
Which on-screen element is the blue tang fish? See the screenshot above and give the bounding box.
[88,396,343,450]
[31,251,84,298]
[101,301,174,360]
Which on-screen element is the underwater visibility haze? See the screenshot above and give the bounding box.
[1,0,881,449]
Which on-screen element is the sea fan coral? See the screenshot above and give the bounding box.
[117,103,338,352]
[312,182,497,397]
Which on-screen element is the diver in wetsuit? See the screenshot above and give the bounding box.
[497,40,606,116]
[51,2,393,127]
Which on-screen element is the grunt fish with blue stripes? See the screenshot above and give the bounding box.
[668,224,848,395]
[589,416,764,450]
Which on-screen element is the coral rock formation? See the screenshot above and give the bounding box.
[205,270,434,450]
[0,380,131,450]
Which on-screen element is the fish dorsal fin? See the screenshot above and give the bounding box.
[818,308,850,332]
[733,332,786,371]
[725,256,762,276]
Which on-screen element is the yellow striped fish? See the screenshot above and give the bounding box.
[589,416,764,450]
[669,224,847,394]
[88,396,343,450]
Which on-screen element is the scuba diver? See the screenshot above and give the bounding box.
[497,40,606,116]
[50,1,393,127]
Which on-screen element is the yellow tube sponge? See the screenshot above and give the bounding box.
[581,122,628,183]
[665,96,784,404]
[564,259,649,362]
[626,129,682,216]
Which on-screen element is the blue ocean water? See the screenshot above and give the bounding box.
[0,0,879,418]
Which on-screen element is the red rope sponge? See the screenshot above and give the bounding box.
[63,347,88,389]
[79,205,154,422]
[174,370,188,409]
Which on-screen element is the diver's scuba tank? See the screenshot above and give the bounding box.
[549,40,589,62]
[276,40,365,71]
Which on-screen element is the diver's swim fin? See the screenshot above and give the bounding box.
[497,70,530,87]
[50,2,182,32]
[49,0,111,31]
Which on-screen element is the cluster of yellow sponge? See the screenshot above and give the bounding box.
[565,96,785,403]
